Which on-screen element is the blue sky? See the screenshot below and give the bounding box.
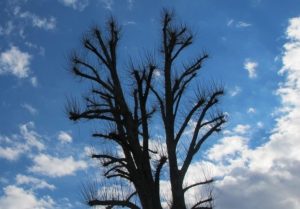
[1,0,300,208]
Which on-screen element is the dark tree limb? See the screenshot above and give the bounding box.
[183,179,214,193]
[88,199,140,209]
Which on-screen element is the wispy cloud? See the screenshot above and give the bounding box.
[21,103,38,115]
[0,46,32,78]
[0,122,45,161]
[58,0,89,11]
[127,0,134,9]
[244,59,258,78]
[123,21,136,26]
[15,7,56,30]
[19,122,45,151]
[25,42,45,56]
[101,0,113,10]
[0,21,14,36]
[227,19,252,28]
[30,76,38,87]
[223,124,251,135]
[229,86,241,97]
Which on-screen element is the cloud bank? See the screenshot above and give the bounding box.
[202,16,300,209]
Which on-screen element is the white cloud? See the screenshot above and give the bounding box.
[0,122,45,161]
[227,19,252,28]
[236,21,252,28]
[123,21,136,26]
[30,76,38,87]
[202,17,300,209]
[25,42,45,56]
[57,131,72,143]
[233,124,250,135]
[16,174,55,190]
[247,107,256,113]
[229,86,241,97]
[227,19,234,27]
[244,59,258,78]
[58,0,89,11]
[0,185,55,209]
[18,11,56,30]
[29,154,87,177]
[20,122,45,151]
[101,0,113,10]
[257,121,264,128]
[286,17,300,40]
[207,136,248,162]
[0,46,32,78]
[222,124,251,137]
[21,103,38,115]
[0,146,24,161]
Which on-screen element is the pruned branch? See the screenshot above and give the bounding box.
[155,156,167,187]
[191,197,213,209]
[180,90,225,177]
[183,179,214,193]
[88,199,140,209]
[69,9,225,209]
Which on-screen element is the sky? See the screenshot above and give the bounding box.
[0,0,300,208]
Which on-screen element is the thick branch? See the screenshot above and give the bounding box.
[68,108,115,122]
[154,156,167,187]
[183,179,213,193]
[88,199,140,209]
[191,198,213,209]
[175,97,205,143]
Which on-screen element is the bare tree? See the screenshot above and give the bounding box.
[67,9,226,209]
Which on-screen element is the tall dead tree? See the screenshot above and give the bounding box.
[67,10,226,209]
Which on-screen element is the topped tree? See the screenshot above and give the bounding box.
[67,9,226,209]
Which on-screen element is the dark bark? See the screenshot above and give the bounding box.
[67,9,226,209]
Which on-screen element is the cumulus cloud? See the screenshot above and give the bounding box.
[0,46,32,78]
[16,174,55,190]
[0,122,45,161]
[244,59,258,78]
[207,136,248,162]
[29,154,87,177]
[0,185,55,209]
[201,17,300,209]
[0,146,24,161]
[58,0,89,11]
[57,131,72,143]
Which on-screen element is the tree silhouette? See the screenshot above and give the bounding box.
[67,10,226,209]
